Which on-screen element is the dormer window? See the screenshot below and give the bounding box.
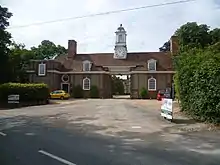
[38,63,46,76]
[148,59,157,71]
[83,60,91,71]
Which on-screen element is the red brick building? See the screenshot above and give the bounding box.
[27,24,177,99]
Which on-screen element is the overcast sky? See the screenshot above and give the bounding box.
[2,0,220,53]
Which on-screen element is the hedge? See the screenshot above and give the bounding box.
[71,85,83,98]
[140,87,148,99]
[0,83,49,106]
[174,47,220,123]
[90,85,99,98]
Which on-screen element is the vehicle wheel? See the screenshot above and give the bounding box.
[60,96,64,100]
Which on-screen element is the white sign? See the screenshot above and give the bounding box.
[161,98,173,120]
[8,94,20,104]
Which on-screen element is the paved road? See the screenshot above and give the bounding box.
[0,99,220,165]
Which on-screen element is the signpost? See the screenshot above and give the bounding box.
[8,94,20,104]
[161,98,173,121]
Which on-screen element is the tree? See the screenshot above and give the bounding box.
[8,42,35,82]
[31,40,67,60]
[111,76,124,95]
[159,41,170,52]
[0,5,13,84]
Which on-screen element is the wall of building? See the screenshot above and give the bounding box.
[130,73,173,99]
[29,72,60,91]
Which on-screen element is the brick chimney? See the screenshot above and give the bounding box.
[67,40,77,59]
[170,36,179,55]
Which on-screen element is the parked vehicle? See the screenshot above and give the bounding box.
[49,90,70,100]
[157,88,171,101]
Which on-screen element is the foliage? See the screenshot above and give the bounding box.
[111,76,124,95]
[90,85,99,98]
[0,83,49,103]
[174,45,220,123]
[140,87,148,99]
[159,41,170,52]
[0,5,13,84]
[30,40,67,60]
[71,85,83,98]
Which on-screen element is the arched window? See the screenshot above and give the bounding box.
[147,59,157,71]
[148,77,156,91]
[83,77,90,90]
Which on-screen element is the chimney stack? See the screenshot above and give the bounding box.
[68,40,77,59]
[170,36,179,55]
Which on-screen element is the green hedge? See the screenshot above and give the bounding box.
[90,85,99,98]
[140,87,148,99]
[174,47,220,123]
[71,85,83,98]
[0,83,49,105]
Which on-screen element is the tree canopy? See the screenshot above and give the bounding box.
[173,22,220,124]
[0,5,13,84]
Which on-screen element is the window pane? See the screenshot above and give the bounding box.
[148,62,156,70]
[83,78,90,90]
[39,64,45,75]
[149,79,156,90]
[84,63,90,71]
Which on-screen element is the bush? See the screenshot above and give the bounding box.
[140,87,148,99]
[0,83,49,105]
[174,48,220,123]
[71,85,83,98]
[90,85,99,98]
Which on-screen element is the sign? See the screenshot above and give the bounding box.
[161,98,173,120]
[8,94,20,104]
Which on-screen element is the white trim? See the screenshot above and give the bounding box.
[61,83,70,93]
[38,63,46,76]
[61,74,69,82]
[147,59,157,71]
[26,69,176,74]
[83,77,90,90]
[148,77,157,91]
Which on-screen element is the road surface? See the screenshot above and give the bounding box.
[0,99,220,165]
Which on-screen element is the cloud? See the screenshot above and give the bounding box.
[2,0,220,53]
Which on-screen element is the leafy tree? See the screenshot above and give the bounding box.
[209,28,220,45]
[159,41,170,52]
[8,42,35,82]
[31,40,67,60]
[175,22,211,49]
[0,5,13,84]
[111,76,124,95]
[140,87,148,99]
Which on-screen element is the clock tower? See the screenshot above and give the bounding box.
[114,24,127,59]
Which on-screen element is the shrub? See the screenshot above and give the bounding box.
[174,48,220,123]
[0,83,49,104]
[140,87,148,99]
[71,85,83,98]
[90,85,99,98]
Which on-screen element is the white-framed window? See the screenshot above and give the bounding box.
[83,60,91,71]
[38,63,46,76]
[148,77,156,91]
[148,59,157,71]
[83,77,90,90]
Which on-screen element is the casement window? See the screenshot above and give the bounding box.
[147,59,157,71]
[148,77,156,91]
[38,63,46,76]
[83,60,91,71]
[83,77,90,90]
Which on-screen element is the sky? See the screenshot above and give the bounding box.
[2,0,220,53]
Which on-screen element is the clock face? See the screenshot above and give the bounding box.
[116,47,126,58]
